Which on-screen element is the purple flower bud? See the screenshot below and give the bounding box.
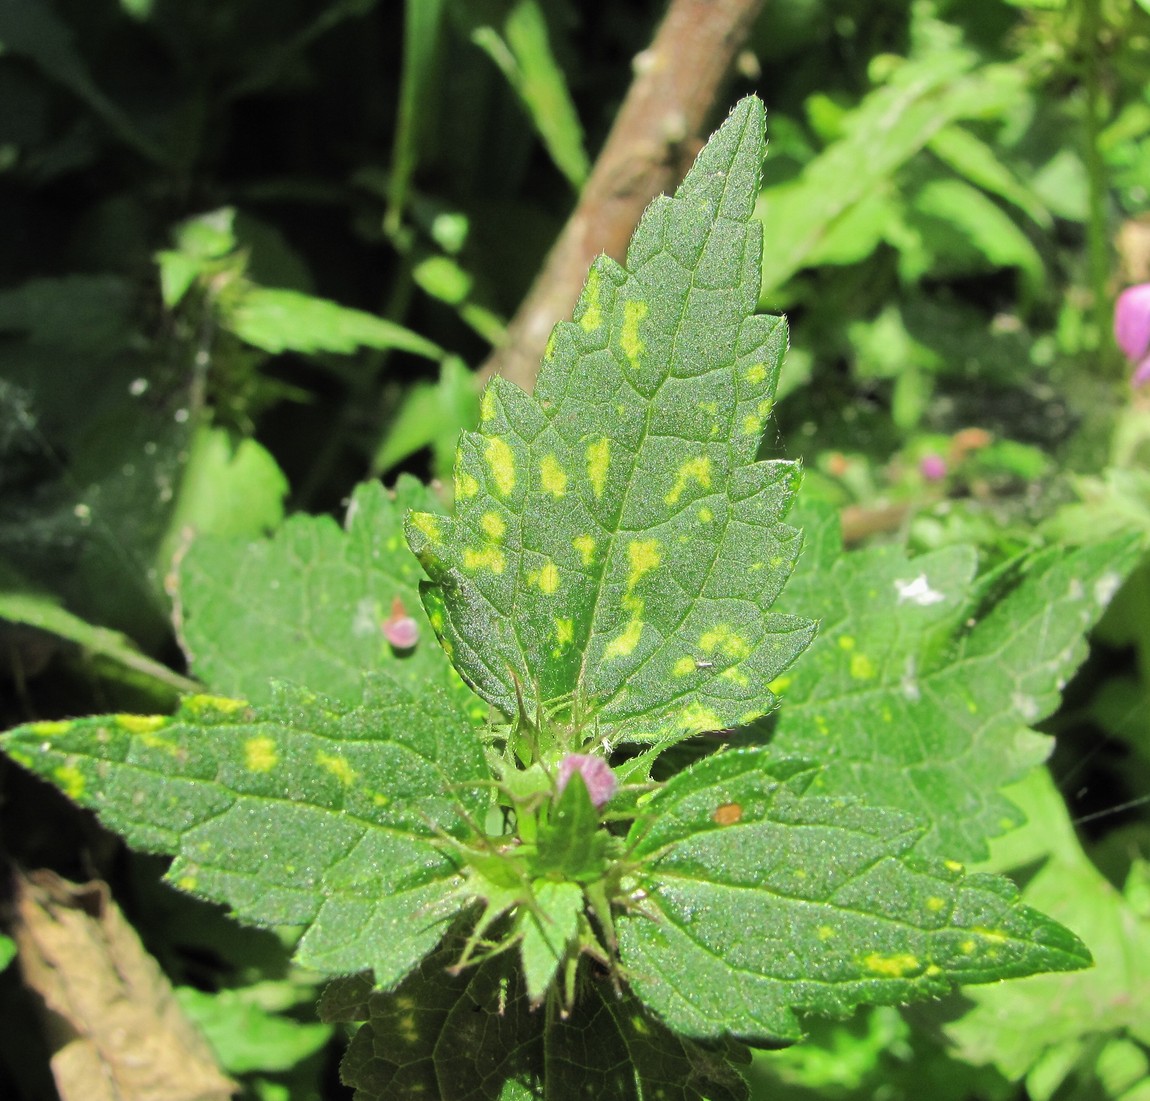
[1115,283,1150,385]
[383,596,419,650]
[556,754,617,809]
[919,453,947,481]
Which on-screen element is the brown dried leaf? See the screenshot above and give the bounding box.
[11,868,235,1101]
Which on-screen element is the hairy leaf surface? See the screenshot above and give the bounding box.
[406,98,815,747]
[617,749,1091,1043]
[769,502,1141,860]
[177,477,474,710]
[2,676,488,986]
[322,939,750,1101]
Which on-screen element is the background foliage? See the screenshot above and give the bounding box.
[2,0,1150,1099]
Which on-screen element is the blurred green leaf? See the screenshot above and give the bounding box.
[224,286,443,359]
[457,0,589,188]
[176,985,332,1074]
[944,767,1150,1098]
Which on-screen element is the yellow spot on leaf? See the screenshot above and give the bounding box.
[664,455,713,506]
[544,329,557,360]
[410,512,442,542]
[539,455,567,497]
[481,512,505,541]
[456,472,479,499]
[818,925,835,940]
[186,694,249,716]
[29,720,71,737]
[926,896,946,912]
[115,714,168,735]
[245,736,279,772]
[53,765,85,800]
[744,363,767,385]
[626,539,661,593]
[697,507,713,523]
[554,619,574,647]
[742,414,762,436]
[485,437,515,496]
[849,653,877,680]
[862,952,921,978]
[573,534,596,566]
[672,656,696,677]
[620,299,648,369]
[176,875,198,892]
[317,751,358,786]
[698,625,750,659]
[945,859,964,873]
[580,267,603,332]
[480,387,497,421]
[586,438,610,498]
[535,560,560,594]
[678,703,722,732]
[463,546,506,573]
[604,619,643,659]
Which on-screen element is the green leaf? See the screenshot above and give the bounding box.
[463,0,590,188]
[224,286,443,360]
[617,748,1091,1044]
[757,52,1026,298]
[768,502,1141,861]
[387,0,448,233]
[927,124,1052,229]
[0,578,197,696]
[175,478,475,710]
[373,357,480,483]
[943,767,1150,1096]
[406,97,814,747]
[323,935,750,1101]
[175,985,332,1074]
[1,677,489,986]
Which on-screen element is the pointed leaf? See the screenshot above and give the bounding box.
[617,748,1091,1044]
[1,676,489,987]
[769,502,1142,860]
[406,98,814,746]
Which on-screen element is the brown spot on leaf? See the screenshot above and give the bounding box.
[712,802,742,825]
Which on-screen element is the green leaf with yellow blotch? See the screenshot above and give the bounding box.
[405,97,814,747]
[767,501,1142,861]
[617,748,1091,1044]
[0,675,488,987]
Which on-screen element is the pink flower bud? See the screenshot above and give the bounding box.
[383,596,419,650]
[919,453,947,481]
[1115,283,1150,386]
[555,754,617,809]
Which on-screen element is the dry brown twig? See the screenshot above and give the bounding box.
[480,0,767,393]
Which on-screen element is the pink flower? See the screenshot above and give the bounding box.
[919,454,947,481]
[556,754,617,809]
[383,596,419,650]
[1115,283,1150,386]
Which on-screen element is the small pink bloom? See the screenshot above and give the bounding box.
[1115,283,1150,385]
[919,454,947,481]
[383,596,419,650]
[556,754,617,809]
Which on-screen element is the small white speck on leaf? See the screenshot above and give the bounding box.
[894,574,945,606]
[1093,572,1122,608]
